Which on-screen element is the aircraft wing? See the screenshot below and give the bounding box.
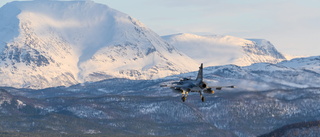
[203,85,235,94]
[161,84,192,88]
[160,83,194,91]
[209,85,235,90]
[160,84,180,88]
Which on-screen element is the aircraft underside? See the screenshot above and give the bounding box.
[181,90,205,102]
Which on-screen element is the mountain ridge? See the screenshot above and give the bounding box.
[0,0,198,89]
[0,1,313,89]
[162,33,286,66]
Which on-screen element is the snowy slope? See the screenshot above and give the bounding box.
[0,1,198,89]
[279,56,320,74]
[1,56,319,136]
[160,56,320,91]
[162,33,286,66]
[2,67,319,136]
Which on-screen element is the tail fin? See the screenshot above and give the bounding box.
[196,63,203,81]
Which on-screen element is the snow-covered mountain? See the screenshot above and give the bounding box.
[0,1,319,136]
[0,0,313,90]
[0,1,198,89]
[162,33,286,66]
[279,56,320,73]
[0,49,319,136]
[1,74,319,136]
[158,55,319,91]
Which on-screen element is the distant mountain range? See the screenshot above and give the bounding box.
[162,33,286,66]
[0,1,198,89]
[1,83,320,136]
[2,56,318,136]
[0,0,318,90]
[1,1,320,137]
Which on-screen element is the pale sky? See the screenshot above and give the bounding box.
[1,0,320,57]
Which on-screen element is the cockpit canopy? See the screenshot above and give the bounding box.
[180,78,191,81]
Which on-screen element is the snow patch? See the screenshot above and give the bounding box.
[16,99,26,108]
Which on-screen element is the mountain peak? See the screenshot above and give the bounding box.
[162,33,286,66]
[0,1,198,89]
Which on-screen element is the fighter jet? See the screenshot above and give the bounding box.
[161,63,234,102]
